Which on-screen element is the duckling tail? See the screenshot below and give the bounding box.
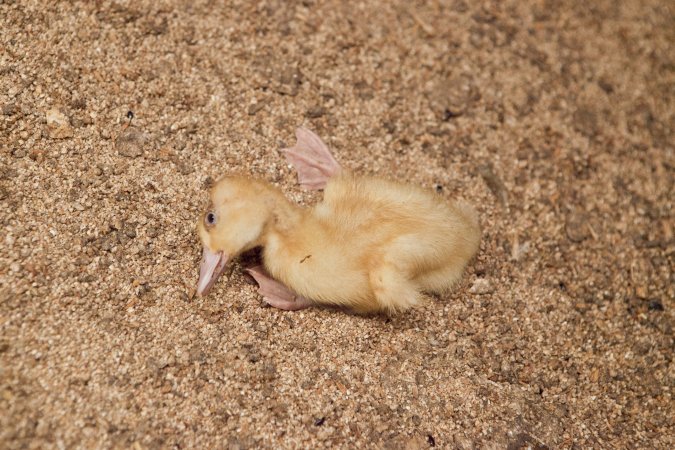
[455,200,480,232]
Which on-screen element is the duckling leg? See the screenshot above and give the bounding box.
[369,263,422,313]
[282,127,341,190]
[246,266,313,311]
[414,264,465,294]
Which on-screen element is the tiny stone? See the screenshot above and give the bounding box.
[0,167,17,179]
[566,213,590,243]
[124,224,137,238]
[113,163,127,175]
[2,103,16,116]
[306,106,326,118]
[478,164,508,207]
[155,146,175,161]
[573,105,599,137]
[116,129,150,158]
[45,108,74,139]
[598,77,614,93]
[203,176,215,189]
[71,97,87,109]
[383,121,396,134]
[274,67,302,96]
[469,278,494,295]
[80,274,96,283]
[177,161,194,175]
[248,102,266,116]
[74,256,89,266]
[443,108,461,121]
[428,76,477,119]
[647,299,664,311]
[313,417,325,426]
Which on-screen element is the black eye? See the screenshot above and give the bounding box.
[205,212,216,225]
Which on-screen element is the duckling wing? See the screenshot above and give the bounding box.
[282,127,341,190]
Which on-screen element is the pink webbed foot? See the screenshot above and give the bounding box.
[282,127,342,190]
[245,266,313,311]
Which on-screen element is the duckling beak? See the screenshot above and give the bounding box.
[197,247,229,296]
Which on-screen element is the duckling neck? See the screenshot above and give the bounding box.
[260,186,307,242]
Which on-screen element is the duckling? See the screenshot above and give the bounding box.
[197,128,480,314]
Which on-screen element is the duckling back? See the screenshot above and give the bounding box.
[319,171,479,253]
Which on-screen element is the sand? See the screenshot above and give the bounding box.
[1,0,672,448]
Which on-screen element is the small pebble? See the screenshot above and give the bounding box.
[306,106,326,118]
[313,417,325,426]
[248,101,266,116]
[2,103,16,116]
[478,164,508,208]
[635,285,648,299]
[116,129,150,158]
[469,278,494,295]
[565,213,590,243]
[45,108,74,139]
[177,161,194,175]
[647,300,664,311]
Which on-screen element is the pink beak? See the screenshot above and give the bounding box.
[197,247,229,296]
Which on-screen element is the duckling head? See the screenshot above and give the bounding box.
[196,176,273,296]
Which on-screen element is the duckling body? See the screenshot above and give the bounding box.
[197,128,480,314]
[263,172,479,313]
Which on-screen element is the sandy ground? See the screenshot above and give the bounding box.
[1,0,673,448]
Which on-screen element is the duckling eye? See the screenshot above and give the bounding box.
[205,211,217,226]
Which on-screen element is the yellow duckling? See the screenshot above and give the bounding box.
[197,128,480,314]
